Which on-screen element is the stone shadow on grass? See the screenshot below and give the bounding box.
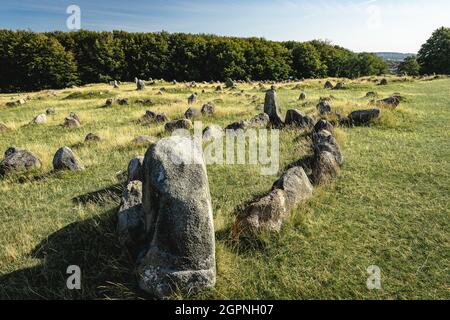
[0,208,142,300]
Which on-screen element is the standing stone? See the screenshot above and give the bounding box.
[63,117,80,128]
[314,119,334,133]
[334,82,345,90]
[187,93,197,104]
[299,92,306,100]
[118,180,144,249]
[379,79,388,85]
[137,136,216,299]
[52,147,84,171]
[105,98,114,106]
[201,102,215,116]
[113,80,120,88]
[137,79,145,90]
[127,156,144,182]
[324,81,334,89]
[0,147,42,176]
[225,78,235,88]
[264,89,283,127]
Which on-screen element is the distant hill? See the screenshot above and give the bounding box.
[374,52,416,62]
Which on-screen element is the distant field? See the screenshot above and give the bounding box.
[0,76,448,299]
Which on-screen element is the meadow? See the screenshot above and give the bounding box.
[0,76,448,299]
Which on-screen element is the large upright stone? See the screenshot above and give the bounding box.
[137,79,145,90]
[263,89,283,127]
[137,136,216,299]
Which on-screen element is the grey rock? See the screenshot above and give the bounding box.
[137,79,146,90]
[187,93,197,104]
[377,96,400,108]
[348,109,380,126]
[366,91,377,98]
[299,92,306,100]
[379,79,388,85]
[264,89,283,127]
[137,136,216,299]
[84,133,101,142]
[164,119,193,132]
[225,78,235,88]
[313,130,343,165]
[0,147,42,176]
[117,98,129,105]
[272,166,313,209]
[127,156,144,182]
[201,103,215,116]
[105,98,114,106]
[316,100,332,115]
[53,147,84,171]
[184,107,201,119]
[334,82,345,90]
[118,180,144,249]
[324,81,334,89]
[285,109,313,128]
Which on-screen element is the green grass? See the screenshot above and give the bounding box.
[0,76,448,299]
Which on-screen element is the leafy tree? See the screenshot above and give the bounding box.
[417,27,450,75]
[290,42,326,78]
[397,56,420,76]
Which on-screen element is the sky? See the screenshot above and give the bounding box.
[0,0,448,53]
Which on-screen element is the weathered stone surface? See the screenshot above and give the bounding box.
[202,125,223,141]
[31,114,46,124]
[316,100,332,115]
[69,112,81,123]
[184,107,201,119]
[248,113,270,128]
[137,79,146,90]
[0,147,42,176]
[137,136,216,299]
[314,119,334,133]
[164,119,193,132]
[299,92,306,100]
[324,81,334,89]
[225,78,235,88]
[313,130,343,165]
[348,109,380,126]
[84,133,101,142]
[234,166,312,235]
[53,147,84,171]
[63,117,81,128]
[143,111,169,123]
[201,102,215,116]
[187,93,197,104]
[127,156,144,182]
[285,109,313,128]
[272,166,313,209]
[117,98,129,105]
[377,96,400,108]
[312,150,339,185]
[118,180,144,249]
[334,82,345,90]
[264,89,283,127]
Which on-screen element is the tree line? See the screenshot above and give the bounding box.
[0,27,448,92]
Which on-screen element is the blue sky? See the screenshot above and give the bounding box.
[0,0,448,53]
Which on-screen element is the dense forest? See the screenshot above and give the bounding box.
[0,28,448,92]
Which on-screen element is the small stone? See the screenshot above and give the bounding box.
[324,81,334,89]
[63,117,81,128]
[84,133,101,142]
[201,102,215,116]
[165,119,193,132]
[32,114,47,124]
[132,135,154,145]
[202,125,223,141]
[316,100,332,115]
[0,147,41,176]
[184,107,201,119]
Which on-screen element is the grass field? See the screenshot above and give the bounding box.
[0,76,448,299]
